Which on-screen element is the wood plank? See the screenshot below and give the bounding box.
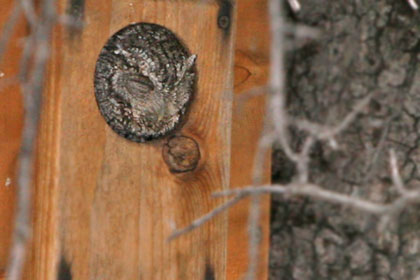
[227,0,271,279]
[25,12,64,279]
[0,1,25,278]
[28,0,237,279]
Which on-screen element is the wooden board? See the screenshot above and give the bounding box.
[227,0,271,279]
[27,0,238,279]
[0,1,25,278]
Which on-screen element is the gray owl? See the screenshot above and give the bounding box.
[94,23,197,142]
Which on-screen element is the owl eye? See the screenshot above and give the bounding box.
[125,73,154,94]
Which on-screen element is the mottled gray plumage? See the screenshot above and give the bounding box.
[94,23,196,142]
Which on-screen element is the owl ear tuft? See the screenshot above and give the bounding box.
[185,55,197,70]
[176,54,197,85]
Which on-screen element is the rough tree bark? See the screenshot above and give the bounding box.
[270,1,420,279]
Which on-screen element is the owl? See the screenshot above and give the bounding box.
[94,23,197,142]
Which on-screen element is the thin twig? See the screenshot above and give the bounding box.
[18,33,35,81]
[246,114,272,280]
[236,86,269,102]
[389,149,406,194]
[408,0,419,10]
[57,14,85,29]
[269,0,297,162]
[167,194,245,241]
[295,94,372,139]
[295,136,314,183]
[288,0,301,12]
[213,184,420,215]
[287,23,320,40]
[19,0,38,27]
[244,0,293,278]
[362,115,393,184]
[246,194,261,280]
[324,94,372,138]
[234,86,269,116]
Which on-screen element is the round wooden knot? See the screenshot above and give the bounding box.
[162,136,200,173]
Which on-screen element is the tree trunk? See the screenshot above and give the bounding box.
[270,1,420,279]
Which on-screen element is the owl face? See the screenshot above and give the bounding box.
[111,70,177,131]
[112,71,153,100]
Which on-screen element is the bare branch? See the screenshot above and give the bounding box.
[214,184,420,215]
[18,33,36,81]
[246,194,261,280]
[389,149,406,194]
[19,0,38,27]
[293,93,373,142]
[326,94,372,138]
[295,136,314,183]
[407,0,419,10]
[57,14,85,29]
[268,0,297,162]
[245,116,272,280]
[167,194,244,241]
[234,86,269,116]
[287,23,320,40]
[288,0,301,13]
[362,115,393,184]
[7,1,57,279]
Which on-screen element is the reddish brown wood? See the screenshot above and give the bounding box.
[15,1,273,279]
[27,1,240,279]
[0,1,26,278]
[227,0,271,279]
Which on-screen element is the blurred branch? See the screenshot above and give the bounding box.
[7,0,57,279]
[19,0,38,27]
[168,194,245,241]
[288,0,301,12]
[213,182,420,216]
[407,0,419,10]
[389,149,407,195]
[292,94,372,143]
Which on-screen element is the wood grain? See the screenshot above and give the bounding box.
[27,0,237,279]
[0,1,25,278]
[227,0,271,279]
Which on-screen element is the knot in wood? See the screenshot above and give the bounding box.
[162,136,200,173]
[218,15,230,30]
